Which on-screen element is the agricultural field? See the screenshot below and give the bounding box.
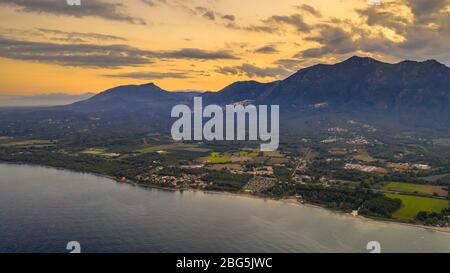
[383,182,448,197]
[385,193,449,221]
[433,138,450,146]
[136,143,202,153]
[206,152,231,164]
[353,152,375,163]
[0,140,55,148]
[81,148,120,158]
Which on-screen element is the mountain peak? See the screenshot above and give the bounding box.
[341,55,381,66]
[422,59,448,68]
[140,82,159,88]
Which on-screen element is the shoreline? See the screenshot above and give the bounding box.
[1,161,449,235]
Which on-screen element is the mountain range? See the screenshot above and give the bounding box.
[1,56,449,137]
[66,56,450,129]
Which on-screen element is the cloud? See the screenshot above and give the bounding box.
[225,13,311,34]
[274,59,304,71]
[0,37,154,68]
[0,27,127,44]
[356,4,411,35]
[141,0,168,7]
[0,37,239,68]
[158,48,238,60]
[295,0,450,64]
[231,23,278,33]
[254,45,279,54]
[296,25,356,58]
[216,63,290,78]
[202,10,215,21]
[296,4,322,18]
[104,71,191,80]
[264,14,311,33]
[0,0,146,24]
[406,0,449,21]
[191,6,237,23]
[222,14,236,21]
[352,0,450,62]
[36,28,127,43]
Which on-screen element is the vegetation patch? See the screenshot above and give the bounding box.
[81,148,120,158]
[353,152,375,163]
[433,138,450,146]
[385,193,449,221]
[383,182,448,197]
[439,175,450,184]
[360,196,402,218]
[206,152,231,164]
[137,143,200,153]
[0,140,54,148]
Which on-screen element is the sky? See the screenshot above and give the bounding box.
[0,0,449,95]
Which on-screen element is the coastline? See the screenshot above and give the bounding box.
[1,161,449,235]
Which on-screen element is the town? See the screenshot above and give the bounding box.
[1,116,449,228]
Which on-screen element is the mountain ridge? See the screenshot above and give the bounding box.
[62,55,450,129]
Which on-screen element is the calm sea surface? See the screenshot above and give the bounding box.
[1,163,449,253]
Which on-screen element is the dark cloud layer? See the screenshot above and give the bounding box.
[0,37,239,68]
[224,13,311,34]
[254,45,279,54]
[0,0,146,24]
[158,48,237,60]
[296,4,322,18]
[36,28,127,43]
[217,63,290,78]
[104,71,191,80]
[295,0,450,63]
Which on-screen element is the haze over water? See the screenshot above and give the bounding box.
[0,164,449,253]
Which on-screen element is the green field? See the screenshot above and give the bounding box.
[207,152,231,164]
[433,138,450,146]
[137,143,200,153]
[353,152,375,162]
[383,182,448,197]
[386,193,449,220]
[81,148,120,158]
[0,140,54,148]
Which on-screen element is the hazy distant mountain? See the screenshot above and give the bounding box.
[68,83,199,112]
[0,93,94,107]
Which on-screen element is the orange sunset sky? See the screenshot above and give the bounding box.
[0,0,449,95]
